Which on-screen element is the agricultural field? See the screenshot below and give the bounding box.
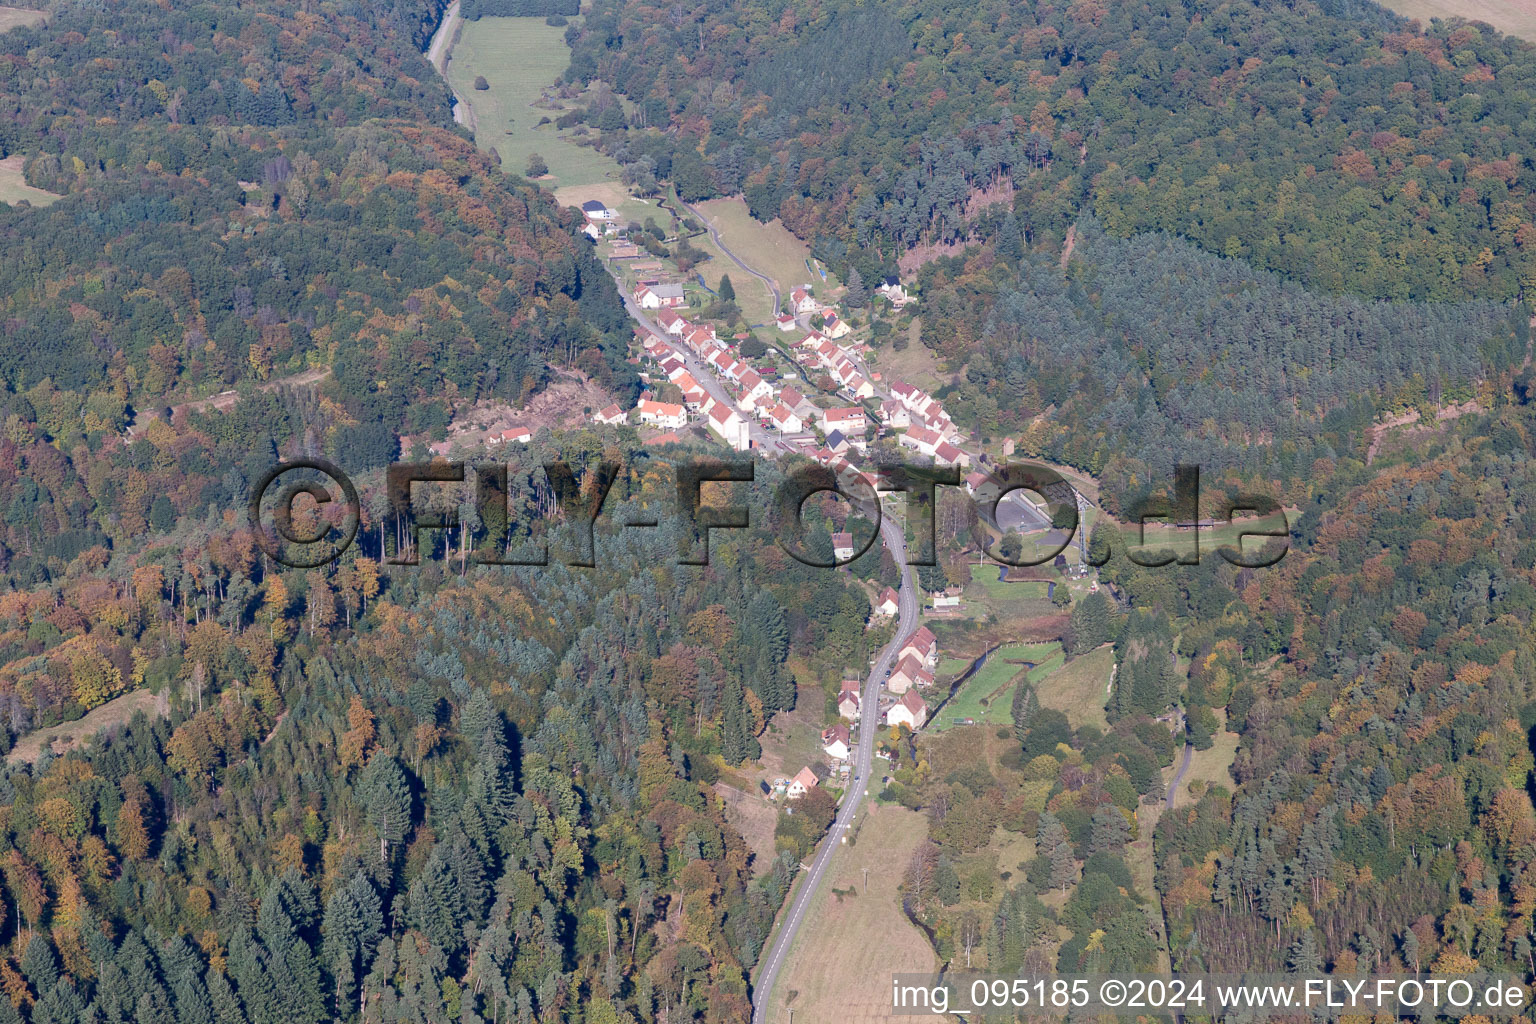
[445,16,625,191]
[0,5,44,33]
[0,155,59,207]
[1377,0,1536,40]
[765,804,936,1024]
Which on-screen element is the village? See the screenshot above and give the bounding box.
[430,189,1083,811]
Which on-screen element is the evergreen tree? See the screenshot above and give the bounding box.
[20,934,59,995]
[720,675,759,764]
[1286,931,1322,973]
[844,268,867,307]
[1089,806,1130,853]
[717,275,735,302]
[1068,590,1111,655]
[1010,682,1040,747]
[362,753,413,863]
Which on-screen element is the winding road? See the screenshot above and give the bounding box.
[677,198,782,316]
[750,511,921,1024]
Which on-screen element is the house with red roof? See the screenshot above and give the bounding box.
[886,689,928,731]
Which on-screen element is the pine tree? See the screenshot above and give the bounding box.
[844,268,867,307]
[1286,931,1322,973]
[1089,806,1130,853]
[322,871,383,1018]
[1068,590,1110,655]
[362,753,412,863]
[720,675,758,764]
[717,275,735,302]
[20,934,58,996]
[1011,683,1040,746]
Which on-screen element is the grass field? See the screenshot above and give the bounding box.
[8,689,165,763]
[446,17,625,191]
[0,155,59,207]
[966,562,1053,602]
[1033,646,1113,731]
[931,641,1060,730]
[0,6,44,34]
[868,317,947,390]
[1377,0,1536,39]
[767,803,936,1024]
[1120,511,1292,565]
[692,196,834,300]
[1170,710,1240,805]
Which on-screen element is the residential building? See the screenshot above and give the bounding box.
[637,400,687,429]
[900,625,938,665]
[766,404,803,433]
[790,286,818,315]
[879,399,911,429]
[787,766,820,799]
[831,532,855,562]
[492,426,532,445]
[875,588,899,617]
[821,725,851,761]
[592,404,627,426]
[887,689,928,731]
[635,283,686,309]
[819,406,867,435]
[706,402,749,451]
[837,688,861,720]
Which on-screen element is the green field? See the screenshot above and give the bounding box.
[0,156,58,207]
[1120,512,1292,565]
[966,562,1054,602]
[1033,646,1113,730]
[693,196,837,301]
[931,641,1061,730]
[0,6,44,34]
[446,16,624,190]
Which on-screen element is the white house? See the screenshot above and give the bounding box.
[837,688,861,720]
[790,286,818,315]
[637,399,687,429]
[635,283,686,309]
[821,724,851,761]
[657,309,687,335]
[879,399,911,429]
[887,689,928,731]
[900,425,942,457]
[492,426,532,445]
[934,441,969,468]
[786,766,820,799]
[819,406,867,435]
[767,403,803,433]
[877,276,912,306]
[775,313,797,331]
[581,199,617,221]
[831,531,855,562]
[706,402,749,451]
[900,626,937,666]
[592,404,627,426]
[875,587,899,618]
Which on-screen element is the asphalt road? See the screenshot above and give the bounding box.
[749,510,920,1024]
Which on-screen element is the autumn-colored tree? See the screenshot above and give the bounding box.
[339,694,377,772]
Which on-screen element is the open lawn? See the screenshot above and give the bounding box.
[693,196,835,300]
[1377,0,1536,39]
[684,225,777,326]
[1171,711,1240,805]
[868,317,947,391]
[967,561,1053,602]
[0,155,59,207]
[1120,511,1293,566]
[766,804,936,1024]
[447,17,625,191]
[9,689,165,764]
[1032,646,1113,731]
[931,641,1060,730]
[0,6,44,33]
